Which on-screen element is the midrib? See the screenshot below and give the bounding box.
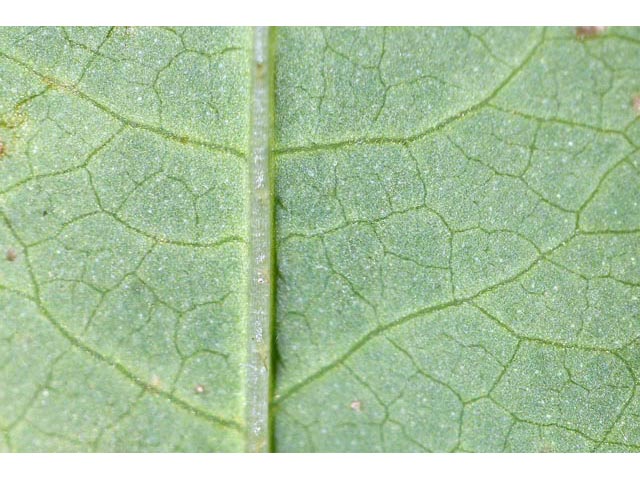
[245,26,275,453]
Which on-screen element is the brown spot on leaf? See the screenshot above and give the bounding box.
[0,140,5,158]
[42,76,56,87]
[6,248,17,262]
[576,26,606,39]
[195,384,205,394]
[350,400,362,412]
[148,374,162,391]
[633,95,640,114]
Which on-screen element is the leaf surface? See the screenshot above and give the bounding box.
[1,26,639,452]
[0,27,251,452]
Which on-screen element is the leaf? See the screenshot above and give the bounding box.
[1,26,639,452]
[0,27,251,452]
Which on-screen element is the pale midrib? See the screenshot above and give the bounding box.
[245,26,274,453]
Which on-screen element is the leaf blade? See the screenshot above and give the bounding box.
[272,26,640,452]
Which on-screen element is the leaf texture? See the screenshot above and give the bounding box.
[1,26,639,452]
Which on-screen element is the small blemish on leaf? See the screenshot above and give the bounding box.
[633,95,640,114]
[6,248,17,262]
[42,210,48,217]
[576,26,606,39]
[350,400,362,412]
[195,384,205,394]
[257,270,268,285]
[256,62,266,79]
[0,140,6,158]
[42,76,56,87]
[149,374,162,391]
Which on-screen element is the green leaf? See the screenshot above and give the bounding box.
[1,26,639,452]
[0,27,252,452]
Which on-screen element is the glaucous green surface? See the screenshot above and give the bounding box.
[273,27,640,452]
[0,27,251,452]
[1,26,639,452]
